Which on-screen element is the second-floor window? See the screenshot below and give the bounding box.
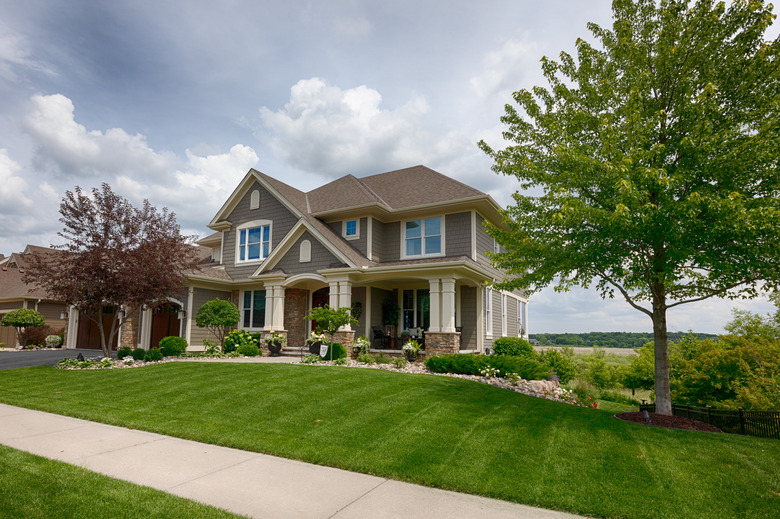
[237,221,271,263]
[404,217,442,258]
[343,219,359,240]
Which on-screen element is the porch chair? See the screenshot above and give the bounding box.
[371,326,389,350]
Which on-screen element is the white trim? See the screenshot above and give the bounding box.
[366,216,373,261]
[240,288,268,331]
[208,170,303,229]
[400,215,446,260]
[471,210,477,260]
[501,293,507,337]
[250,189,260,210]
[185,287,194,346]
[485,287,493,337]
[234,219,272,265]
[342,218,360,240]
[299,240,311,263]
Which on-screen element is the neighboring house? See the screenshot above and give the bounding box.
[0,246,69,347]
[182,165,529,355]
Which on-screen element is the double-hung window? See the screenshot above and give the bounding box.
[242,290,266,329]
[404,217,442,258]
[236,221,271,263]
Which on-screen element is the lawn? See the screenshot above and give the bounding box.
[0,362,778,518]
[0,443,244,518]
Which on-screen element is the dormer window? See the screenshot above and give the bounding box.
[403,217,443,258]
[236,220,271,263]
[343,219,359,240]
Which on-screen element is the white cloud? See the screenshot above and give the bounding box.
[22,94,180,181]
[470,38,543,99]
[258,78,433,176]
[13,93,259,245]
[0,31,55,83]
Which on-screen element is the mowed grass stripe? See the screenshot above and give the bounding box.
[0,362,778,519]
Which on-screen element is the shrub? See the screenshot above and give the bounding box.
[302,354,321,364]
[357,352,375,364]
[425,354,551,381]
[332,357,347,365]
[537,349,576,384]
[224,329,261,353]
[353,335,371,354]
[373,352,393,364]
[236,343,260,356]
[131,347,146,361]
[117,346,133,359]
[159,336,188,356]
[45,335,63,348]
[392,357,408,369]
[321,342,347,360]
[144,348,163,362]
[19,326,56,348]
[195,299,240,349]
[492,337,535,358]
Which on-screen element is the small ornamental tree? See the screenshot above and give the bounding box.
[303,304,357,360]
[195,299,240,351]
[479,0,780,415]
[1,308,45,347]
[23,184,202,357]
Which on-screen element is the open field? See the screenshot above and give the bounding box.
[0,362,778,519]
[534,346,638,357]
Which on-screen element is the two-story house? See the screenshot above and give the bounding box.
[182,165,528,355]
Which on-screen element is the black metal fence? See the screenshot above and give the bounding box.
[638,403,780,440]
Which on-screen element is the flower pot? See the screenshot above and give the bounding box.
[267,340,283,357]
[308,341,322,355]
[405,351,416,362]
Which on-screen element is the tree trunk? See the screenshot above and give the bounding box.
[652,300,672,415]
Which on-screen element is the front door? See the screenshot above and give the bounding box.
[150,303,181,349]
[311,288,329,331]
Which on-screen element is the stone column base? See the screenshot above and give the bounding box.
[425,332,460,356]
[332,330,356,357]
[261,330,288,356]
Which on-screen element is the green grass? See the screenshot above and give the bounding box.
[1,363,779,518]
[0,443,244,518]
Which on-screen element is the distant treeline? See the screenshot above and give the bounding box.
[529,331,719,349]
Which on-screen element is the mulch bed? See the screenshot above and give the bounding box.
[615,412,723,433]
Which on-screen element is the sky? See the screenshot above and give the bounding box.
[0,0,776,334]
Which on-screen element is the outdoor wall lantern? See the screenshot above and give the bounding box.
[178,309,186,320]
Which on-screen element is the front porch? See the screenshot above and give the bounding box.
[243,269,485,357]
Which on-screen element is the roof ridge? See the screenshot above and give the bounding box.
[353,175,391,208]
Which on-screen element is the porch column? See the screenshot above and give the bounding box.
[429,279,441,332]
[339,281,353,330]
[66,306,78,349]
[441,278,456,333]
[329,281,339,308]
[271,285,286,330]
[263,290,273,331]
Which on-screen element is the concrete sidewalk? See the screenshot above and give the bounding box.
[0,404,584,519]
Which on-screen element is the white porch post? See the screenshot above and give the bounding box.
[66,306,78,349]
[441,278,456,333]
[429,279,441,333]
[263,289,273,331]
[339,281,352,331]
[272,285,285,330]
[329,281,340,308]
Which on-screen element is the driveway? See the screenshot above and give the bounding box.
[0,349,105,371]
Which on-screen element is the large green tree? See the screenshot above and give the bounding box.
[479,0,780,415]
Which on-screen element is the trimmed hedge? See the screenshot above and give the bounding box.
[143,348,162,362]
[117,346,133,360]
[131,348,146,361]
[492,337,535,359]
[159,336,188,356]
[320,342,347,360]
[425,353,551,381]
[236,343,261,357]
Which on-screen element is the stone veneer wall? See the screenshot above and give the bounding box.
[119,310,140,349]
[284,289,308,348]
[332,330,356,357]
[425,332,460,356]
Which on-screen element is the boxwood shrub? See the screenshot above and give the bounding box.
[424,353,550,380]
[131,348,146,361]
[491,337,535,359]
[116,346,133,360]
[236,343,260,356]
[321,342,347,360]
[159,336,188,356]
[143,348,162,362]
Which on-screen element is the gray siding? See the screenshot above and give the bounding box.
[223,181,299,281]
[475,213,494,268]
[327,217,369,258]
[444,212,471,258]
[507,297,519,337]
[189,288,233,349]
[459,286,477,350]
[274,231,341,275]
[371,220,400,263]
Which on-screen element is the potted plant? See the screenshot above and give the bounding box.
[402,339,421,362]
[305,331,327,355]
[265,331,287,357]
